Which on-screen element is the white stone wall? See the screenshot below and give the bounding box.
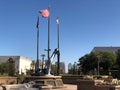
[19,56,32,74]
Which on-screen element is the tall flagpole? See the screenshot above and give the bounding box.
[39,7,51,75]
[35,16,40,74]
[56,17,60,75]
[47,6,51,75]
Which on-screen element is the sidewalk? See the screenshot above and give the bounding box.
[53,84,77,90]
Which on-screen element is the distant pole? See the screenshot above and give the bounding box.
[56,17,60,75]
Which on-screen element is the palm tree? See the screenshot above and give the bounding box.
[41,54,46,69]
[31,61,35,70]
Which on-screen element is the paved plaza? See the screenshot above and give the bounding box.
[53,84,77,90]
[0,84,77,90]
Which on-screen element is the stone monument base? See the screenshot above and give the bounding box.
[24,75,64,89]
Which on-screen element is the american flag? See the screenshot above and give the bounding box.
[39,9,49,18]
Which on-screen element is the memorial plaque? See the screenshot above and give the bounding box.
[35,81,44,85]
[56,80,63,86]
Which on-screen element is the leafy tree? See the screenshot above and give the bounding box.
[7,58,15,76]
[0,63,9,75]
[68,67,74,74]
[115,49,120,69]
[79,54,92,74]
[103,52,115,70]
[100,52,116,74]
[73,62,78,75]
[78,51,116,75]
[68,63,78,75]
[0,58,15,76]
[8,62,15,76]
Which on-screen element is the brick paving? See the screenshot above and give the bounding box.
[53,84,77,90]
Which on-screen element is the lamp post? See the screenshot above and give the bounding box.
[97,56,100,75]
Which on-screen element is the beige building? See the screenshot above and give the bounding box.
[0,56,33,75]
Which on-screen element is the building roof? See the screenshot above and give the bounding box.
[0,56,32,63]
[92,47,120,54]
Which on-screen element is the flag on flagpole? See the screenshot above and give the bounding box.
[39,9,49,18]
[36,16,39,29]
[56,17,59,24]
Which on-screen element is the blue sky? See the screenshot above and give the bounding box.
[1,0,120,70]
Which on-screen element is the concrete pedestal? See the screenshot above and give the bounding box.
[24,75,64,89]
